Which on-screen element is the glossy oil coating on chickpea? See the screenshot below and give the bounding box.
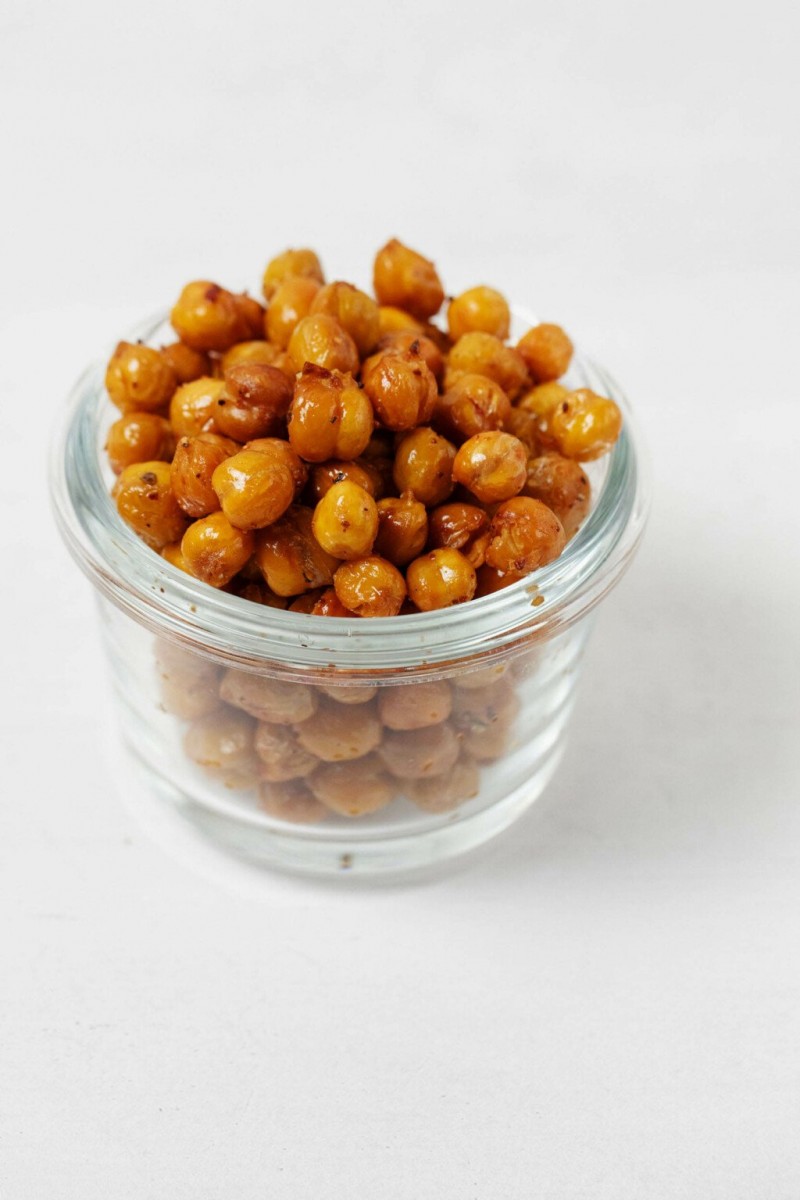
[373,239,444,320]
[452,431,528,504]
[265,276,322,349]
[308,460,381,503]
[180,511,254,587]
[374,494,428,566]
[171,281,251,352]
[550,389,623,461]
[287,313,360,375]
[448,286,511,341]
[485,497,566,574]
[310,281,380,356]
[288,364,373,463]
[333,556,406,617]
[169,377,226,438]
[170,432,237,518]
[406,548,477,611]
[262,248,324,300]
[161,342,212,384]
[106,413,175,475]
[447,332,529,400]
[312,481,378,560]
[517,323,573,382]
[427,503,490,568]
[392,427,456,507]
[113,461,188,550]
[214,363,293,442]
[105,342,177,413]
[433,373,511,443]
[255,505,338,597]
[523,453,590,539]
[212,448,295,530]
[361,345,438,432]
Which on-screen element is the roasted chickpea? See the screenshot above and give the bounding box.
[169,377,225,437]
[105,341,177,414]
[161,342,212,385]
[374,330,444,381]
[361,346,438,432]
[373,238,444,319]
[503,406,543,455]
[161,541,194,575]
[523,453,591,539]
[447,332,529,400]
[550,389,623,461]
[244,437,308,497]
[427,503,490,568]
[517,381,570,449]
[406,755,480,812]
[295,699,382,761]
[170,281,249,352]
[448,286,510,341]
[255,505,338,596]
[485,497,566,574]
[374,494,428,566]
[434,373,511,443]
[214,362,293,441]
[309,281,380,356]
[388,427,455,508]
[475,564,524,596]
[311,588,355,617]
[309,754,394,817]
[333,556,406,618]
[180,511,254,587]
[452,431,528,503]
[288,590,324,614]
[517,322,573,382]
[184,708,255,771]
[254,722,320,781]
[377,305,425,336]
[287,313,359,375]
[221,669,318,725]
[317,682,378,705]
[233,580,289,609]
[234,293,267,340]
[378,680,453,730]
[312,481,378,560]
[113,461,187,549]
[287,364,374,463]
[259,780,329,824]
[406,548,477,611]
[170,432,237,518]
[220,340,281,373]
[262,248,324,300]
[379,723,461,780]
[308,459,382,503]
[265,276,322,349]
[212,448,295,530]
[106,412,175,474]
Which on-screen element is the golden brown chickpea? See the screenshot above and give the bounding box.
[311,588,356,617]
[170,281,249,352]
[287,313,360,375]
[184,708,255,771]
[307,460,382,503]
[254,505,338,596]
[161,541,194,575]
[448,332,529,399]
[259,780,329,824]
[406,755,481,812]
[265,276,322,349]
[517,322,573,382]
[220,340,281,373]
[475,563,524,596]
[221,668,318,725]
[214,362,293,442]
[374,330,444,381]
[295,698,382,762]
[244,438,308,497]
[105,341,177,414]
[317,681,378,705]
[262,248,324,300]
[170,432,237,518]
[485,497,567,574]
[433,373,511,443]
[180,511,255,587]
[378,680,453,730]
[452,431,528,503]
[212,448,295,530]
[288,590,324,614]
[374,494,428,566]
[309,754,394,817]
[312,480,378,560]
[523,453,591,539]
[114,461,188,550]
[160,342,212,384]
[379,723,461,780]
[448,286,511,341]
[377,305,425,336]
[288,364,374,463]
[391,427,456,507]
[169,377,226,437]
[550,389,623,461]
[234,293,267,339]
[333,556,407,618]
[233,580,289,609]
[309,281,380,356]
[373,238,445,319]
[106,412,175,474]
[406,548,477,611]
[503,406,543,456]
[427,503,490,568]
[254,722,319,781]
[361,346,438,432]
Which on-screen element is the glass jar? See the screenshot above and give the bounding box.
[50,310,649,878]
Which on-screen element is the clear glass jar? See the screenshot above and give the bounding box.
[50,310,649,878]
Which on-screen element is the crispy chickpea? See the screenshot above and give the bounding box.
[309,281,380,356]
[181,511,254,587]
[406,548,477,611]
[160,342,212,384]
[517,381,570,449]
[221,669,318,725]
[517,322,573,382]
[312,588,355,617]
[262,248,324,300]
[265,276,322,349]
[377,305,425,336]
[234,293,267,339]
[255,505,338,596]
[170,281,249,352]
[254,722,319,781]
[184,708,255,771]
[373,238,444,319]
[287,313,359,375]
[378,680,453,730]
[214,362,293,442]
[233,580,289,609]
[550,389,623,461]
[448,286,510,341]
[295,699,382,762]
[379,723,461,780]
[105,341,177,414]
[333,556,406,618]
[374,330,444,381]
[170,432,237,518]
[523,453,590,539]
[452,431,527,504]
[317,682,378,705]
[312,481,378,560]
[309,754,394,817]
[391,427,455,508]
[212,448,294,530]
[114,461,187,549]
[259,780,329,824]
[406,755,480,812]
[245,438,308,497]
[288,590,324,614]
[504,406,542,456]
[475,564,524,596]
[106,412,175,474]
[220,340,280,373]
[485,497,566,574]
[374,494,428,566]
[308,459,382,503]
[288,364,374,463]
[361,346,438,432]
[434,373,511,443]
[169,377,225,437]
[448,332,529,400]
[427,503,490,568]
[161,541,194,575]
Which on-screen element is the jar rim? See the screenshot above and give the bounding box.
[50,308,650,674]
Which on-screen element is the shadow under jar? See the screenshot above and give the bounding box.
[51,310,649,878]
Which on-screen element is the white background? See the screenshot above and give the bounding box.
[2,0,800,1195]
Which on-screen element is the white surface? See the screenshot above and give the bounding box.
[2,0,800,1195]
